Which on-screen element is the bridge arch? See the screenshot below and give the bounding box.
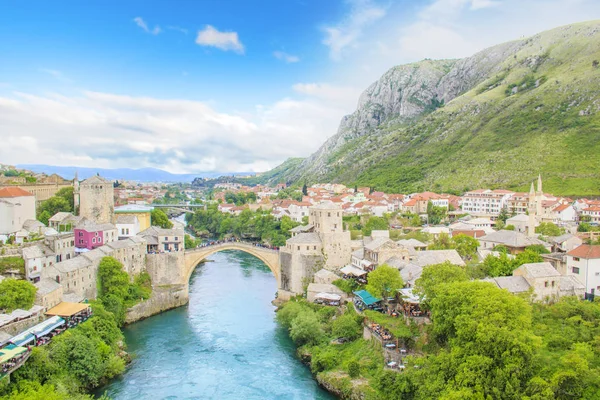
[183,243,280,285]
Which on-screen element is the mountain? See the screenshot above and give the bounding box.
[17,165,252,183]
[258,21,600,196]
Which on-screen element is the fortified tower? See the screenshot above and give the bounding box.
[535,174,543,218]
[309,202,352,269]
[278,201,352,300]
[79,175,114,224]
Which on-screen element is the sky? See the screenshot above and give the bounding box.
[1,0,600,174]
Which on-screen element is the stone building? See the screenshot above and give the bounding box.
[138,226,184,253]
[114,204,152,231]
[77,175,114,224]
[0,174,72,204]
[279,202,352,299]
[42,236,148,302]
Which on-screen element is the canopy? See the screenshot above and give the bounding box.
[398,288,422,304]
[340,265,367,277]
[46,302,90,318]
[9,332,35,347]
[31,316,65,338]
[0,346,27,364]
[353,290,381,306]
[316,292,342,301]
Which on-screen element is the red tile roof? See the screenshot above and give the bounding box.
[0,187,34,197]
[567,245,600,259]
[583,207,600,212]
[553,204,571,212]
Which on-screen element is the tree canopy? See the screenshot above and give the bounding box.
[150,208,173,229]
[0,279,36,312]
[366,264,404,300]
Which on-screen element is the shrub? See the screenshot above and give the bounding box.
[348,360,360,378]
[290,312,323,346]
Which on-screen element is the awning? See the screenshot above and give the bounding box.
[316,292,342,301]
[353,290,381,306]
[398,288,421,304]
[32,316,65,338]
[45,302,90,318]
[0,345,27,364]
[340,265,367,277]
[10,333,35,347]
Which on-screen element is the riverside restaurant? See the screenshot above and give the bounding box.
[353,290,382,311]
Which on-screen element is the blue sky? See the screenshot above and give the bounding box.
[2,0,600,174]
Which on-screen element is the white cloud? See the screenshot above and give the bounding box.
[0,86,354,173]
[195,25,244,54]
[322,0,386,61]
[292,83,361,108]
[133,17,161,35]
[273,51,300,63]
[39,69,73,83]
[166,25,188,34]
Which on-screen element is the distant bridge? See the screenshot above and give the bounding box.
[153,204,205,213]
[184,242,280,283]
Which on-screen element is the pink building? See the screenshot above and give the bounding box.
[74,219,117,253]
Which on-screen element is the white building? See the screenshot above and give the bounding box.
[581,206,600,224]
[116,215,140,239]
[287,202,311,223]
[566,245,600,297]
[460,189,514,217]
[0,187,36,242]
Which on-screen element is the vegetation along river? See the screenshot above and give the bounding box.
[97,250,335,400]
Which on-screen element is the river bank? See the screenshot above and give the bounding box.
[97,250,335,399]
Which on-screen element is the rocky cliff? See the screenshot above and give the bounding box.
[260,21,600,196]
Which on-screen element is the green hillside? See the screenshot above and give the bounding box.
[261,21,600,196]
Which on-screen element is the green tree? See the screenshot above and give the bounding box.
[97,257,129,300]
[366,264,404,300]
[362,216,388,236]
[526,244,551,254]
[427,201,447,225]
[536,222,564,237]
[414,262,468,305]
[302,182,308,196]
[51,331,105,388]
[289,312,323,346]
[37,196,71,219]
[452,234,480,260]
[332,313,362,340]
[55,186,75,211]
[151,208,173,229]
[0,279,37,312]
[498,207,510,223]
[184,234,197,249]
[38,210,52,226]
[427,233,454,250]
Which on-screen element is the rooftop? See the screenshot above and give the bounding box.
[286,232,322,244]
[516,262,561,278]
[567,245,600,259]
[0,187,34,198]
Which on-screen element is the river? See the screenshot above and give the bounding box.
[96,250,335,400]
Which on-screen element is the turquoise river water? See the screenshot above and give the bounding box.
[96,250,335,400]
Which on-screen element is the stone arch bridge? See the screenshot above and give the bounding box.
[184,242,280,284]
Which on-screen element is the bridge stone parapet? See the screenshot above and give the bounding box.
[184,242,281,285]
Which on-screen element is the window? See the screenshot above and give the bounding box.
[297,246,300,251]
[328,212,331,217]
[572,267,580,274]
[314,246,317,250]
[544,281,549,288]
[307,246,309,250]
[175,237,178,241]
[573,257,580,261]
[79,232,83,237]
[551,281,555,287]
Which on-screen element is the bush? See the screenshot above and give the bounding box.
[332,278,360,294]
[0,279,36,312]
[276,301,307,329]
[311,347,339,373]
[348,360,360,378]
[332,313,362,341]
[290,312,323,346]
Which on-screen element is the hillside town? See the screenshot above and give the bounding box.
[0,166,600,388]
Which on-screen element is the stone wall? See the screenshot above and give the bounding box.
[125,284,189,324]
[146,252,186,286]
[0,314,46,337]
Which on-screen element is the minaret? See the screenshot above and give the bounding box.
[535,174,543,218]
[73,171,80,213]
[527,182,536,237]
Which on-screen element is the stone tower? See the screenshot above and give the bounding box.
[73,171,80,212]
[309,202,352,269]
[527,182,536,237]
[79,175,114,224]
